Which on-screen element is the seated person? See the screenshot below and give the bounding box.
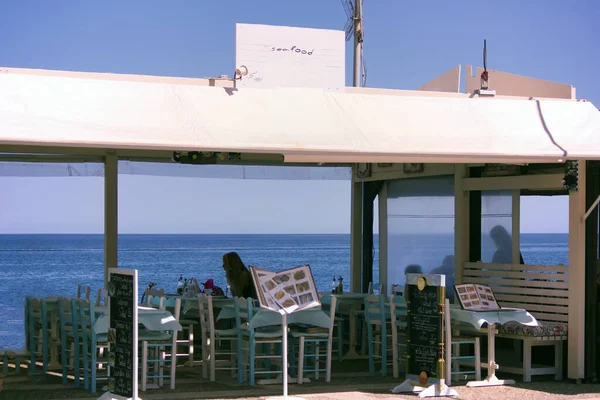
[431,255,455,302]
[222,252,258,300]
[490,225,524,264]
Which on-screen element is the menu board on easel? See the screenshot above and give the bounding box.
[392,273,457,398]
[100,268,139,400]
[249,264,320,314]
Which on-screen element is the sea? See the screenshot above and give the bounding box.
[0,233,569,349]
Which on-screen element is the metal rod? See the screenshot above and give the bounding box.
[353,0,362,88]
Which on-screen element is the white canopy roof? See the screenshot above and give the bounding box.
[1,67,599,164]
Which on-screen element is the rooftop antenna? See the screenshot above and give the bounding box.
[341,0,365,87]
[476,39,496,96]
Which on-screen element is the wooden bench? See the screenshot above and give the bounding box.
[462,262,568,382]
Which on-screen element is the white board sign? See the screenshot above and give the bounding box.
[235,23,345,90]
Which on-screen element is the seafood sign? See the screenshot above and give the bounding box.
[235,23,345,89]
[250,265,320,314]
[107,269,139,399]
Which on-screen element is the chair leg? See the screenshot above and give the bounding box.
[60,333,68,385]
[523,340,532,383]
[367,323,374,374]
[90,344,97,393]
[210,337,216,382]
[381,326,387,377]
[249,338,256,386]
[236,336,244,384]
[202,335,208,380]
[73,335,80,387]
[326,340,332,383]
[141,342,148,392]
[555,341,563,380]
[82,340,89,390]
[474,337,481,381]
[297,337,305,385]
[170,347,176,389]
[336,322,343,362]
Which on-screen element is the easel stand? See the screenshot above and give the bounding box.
[465,323,515,387]
[393,378,458,398]
[266,313,305,400]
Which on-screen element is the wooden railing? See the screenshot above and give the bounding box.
[462,262,569,324]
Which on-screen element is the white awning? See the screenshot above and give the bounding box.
[1,67,599,164]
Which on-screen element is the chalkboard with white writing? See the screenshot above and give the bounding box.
[109,272,135,398]
[405,274,444,385]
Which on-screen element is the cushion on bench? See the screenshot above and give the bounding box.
[498,321,568,337]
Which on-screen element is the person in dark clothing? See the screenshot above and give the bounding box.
[490,225,524,264]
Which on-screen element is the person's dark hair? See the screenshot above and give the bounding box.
[404,264,423,275]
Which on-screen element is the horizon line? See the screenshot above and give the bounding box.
[0,231,571,235]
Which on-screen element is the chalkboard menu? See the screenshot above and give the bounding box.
[405,273,444,386]
[107,269,138,399]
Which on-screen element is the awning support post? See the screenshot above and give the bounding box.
[104,151,118,289]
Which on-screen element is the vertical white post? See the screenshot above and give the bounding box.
[379,182,388,295]
[104,151,118,289]
[454,164,469,286]
[350,176,363,293]
[568,161,586,381]
[512,190,521,264]
[282,313,288,397]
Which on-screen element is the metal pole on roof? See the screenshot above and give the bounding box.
[352,0,363,88]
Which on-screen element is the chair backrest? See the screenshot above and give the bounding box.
[146,288,165,307]
[364,294,387,325]
[233,296,253,332]
[389,294,408,330]
[77,284,82,299]
[391,284,404,297]
[76,284,91,300]
[198,294,215,343]
[320,294,338,335]
[368,282,383,295]
[162,297,181,322]
[96,289,107,307]
[58,297,73,329]
[77,298,97,344]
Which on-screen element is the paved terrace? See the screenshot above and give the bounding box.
[2,359,600,400]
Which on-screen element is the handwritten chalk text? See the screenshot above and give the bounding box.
[271,45,314,55]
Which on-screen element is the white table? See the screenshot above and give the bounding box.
[450,306,539,387]
[95,306,182,334]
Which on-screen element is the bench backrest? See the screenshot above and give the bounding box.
[462,262,568,324]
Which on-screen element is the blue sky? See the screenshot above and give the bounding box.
[0,0,598,234]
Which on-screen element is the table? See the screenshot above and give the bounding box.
[181,296,234,315]
[450,306,539,387]
[95,306,182,334]
[330,293,368,360]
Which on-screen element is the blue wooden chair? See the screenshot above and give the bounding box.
[291,295,337,383]
[363,294,392,376]
[78,299,108,393]
[58,297,81,386]
[198,294,238,381]
[139,297,180,391]
[390,294,408,378]
[27,297,50,373]
[444,298,481,385]
[235,298,284,386]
